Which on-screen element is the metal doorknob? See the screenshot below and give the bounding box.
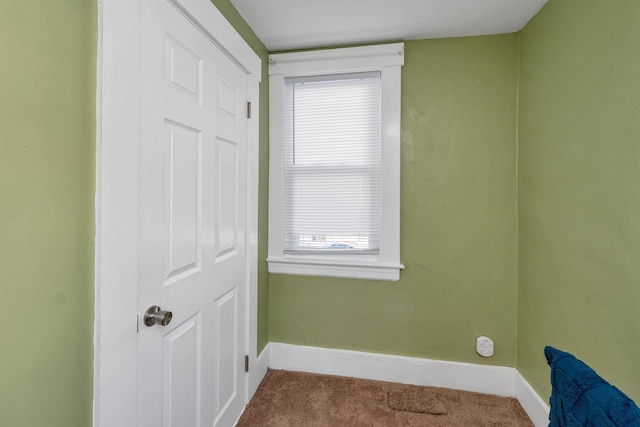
[144,305,173,327]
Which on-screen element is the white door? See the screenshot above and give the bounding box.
[137,1,248,426]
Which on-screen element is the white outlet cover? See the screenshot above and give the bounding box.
[476,336,494,357]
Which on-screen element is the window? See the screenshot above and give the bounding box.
[284,72,381,254]
[268,44,404,281]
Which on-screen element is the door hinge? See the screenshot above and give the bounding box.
[246,101,252,119]
[244,355,249,373]
[136,315,139,333]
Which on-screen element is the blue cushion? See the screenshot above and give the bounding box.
[545,346,640,427]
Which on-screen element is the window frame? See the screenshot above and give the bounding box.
[268,43,404,281]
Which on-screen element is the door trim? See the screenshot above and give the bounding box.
[94,1,261,425]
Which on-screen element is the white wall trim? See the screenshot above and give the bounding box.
[249,344,271,398]
[94,0,141,424]
[516,371,550,427]
[169,0,261,79]
[266,258,405,281]
[263,343,550,427]
[267,43,404,282]
[269,343,516,396]
[236,344,270,427]
[269,43,404,77]
[244,74,261,406]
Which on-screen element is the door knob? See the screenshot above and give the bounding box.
[144,305,173,327]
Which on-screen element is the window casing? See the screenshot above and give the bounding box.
[268,43,404,281]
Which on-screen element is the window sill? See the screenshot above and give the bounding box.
[267,258,404,281]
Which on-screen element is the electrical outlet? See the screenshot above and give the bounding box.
[476,336,494,357]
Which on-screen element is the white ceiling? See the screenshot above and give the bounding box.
[229,0,548,52]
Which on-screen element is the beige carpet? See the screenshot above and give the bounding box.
[237,370,534,426]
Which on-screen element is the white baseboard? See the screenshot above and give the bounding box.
[516,372,550,427]
[265,342,550,427]
[237,345,271,426]
[248,344,271,400]
[269,343,515,395]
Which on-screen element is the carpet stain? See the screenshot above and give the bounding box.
[388,389,447,415]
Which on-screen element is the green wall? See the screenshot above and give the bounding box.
[269,35,520,367]
[0,1,268,426]
[0,1,97,425]
[209,0,271,354]
[517,0,640,402]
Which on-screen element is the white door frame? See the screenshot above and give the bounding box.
[94,1,261,425]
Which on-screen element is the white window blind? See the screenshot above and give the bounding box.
[283,72,381,254]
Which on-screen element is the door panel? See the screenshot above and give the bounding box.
[214,289,238,421]
[164,120,201,282]
[165,35,202,104]
[218,76,239,120]
[216,137,238,258]
[138,1,248,426]
[163,315,201,427]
